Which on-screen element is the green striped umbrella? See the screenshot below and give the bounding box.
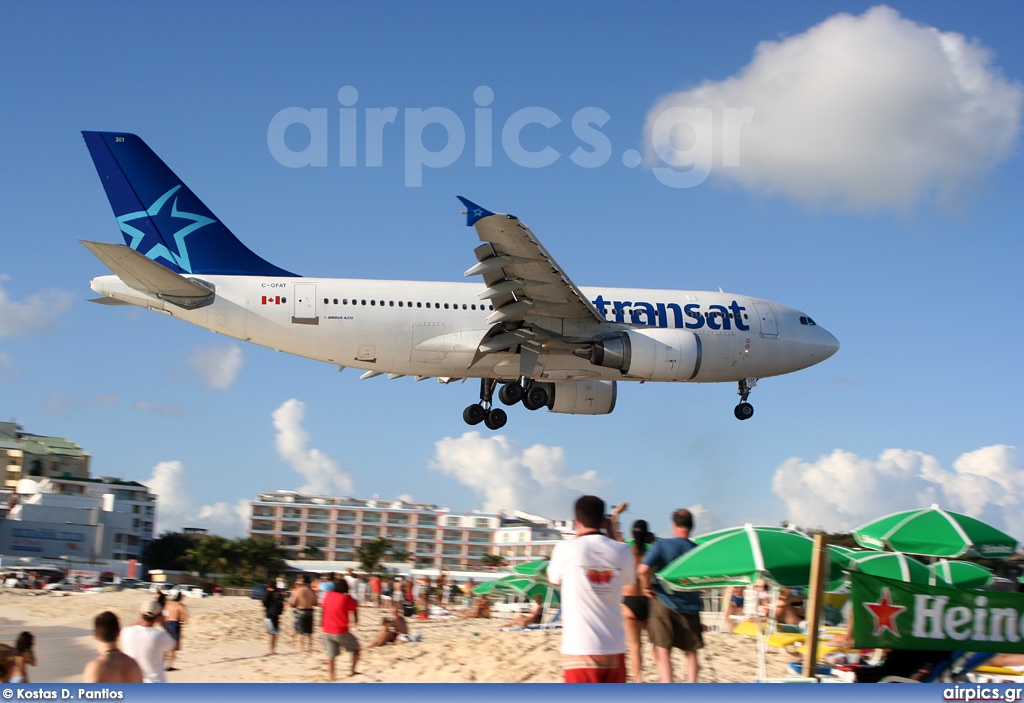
[657,524,844,591]
[510,560,549,579]
[473,575,560,604]
[927,560,994,589]
[853,504,1018,558]
[693,524,807,545]
[843,550,930,584]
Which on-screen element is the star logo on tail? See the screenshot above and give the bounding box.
[116,185,215,273]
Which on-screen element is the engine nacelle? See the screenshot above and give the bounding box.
[546,380,617,415]
[589,328,701,382]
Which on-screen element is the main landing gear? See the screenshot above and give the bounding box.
[734,377,757,421]
[463,378,549,430]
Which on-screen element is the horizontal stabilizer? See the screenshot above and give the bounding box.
[88,296,132,306]
[82,241,214,309]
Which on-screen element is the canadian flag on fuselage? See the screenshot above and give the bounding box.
[261,296,282,305]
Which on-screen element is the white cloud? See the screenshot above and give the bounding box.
[772,444,1023,539]
[0,276,75,339]
[272,399,355,496]
[197,499,252,537]
[689,504,725,537]
[186,343,244,390]
[145,461,197,534]
[430,431,606,518]
[143,460,250,537]
[644,6,1023,210]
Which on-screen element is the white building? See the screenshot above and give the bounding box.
[495,516,566,566]
[250,491,501,570]
[0,476,156,562]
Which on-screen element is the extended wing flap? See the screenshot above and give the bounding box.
[82,240,214,309]
[458,197,604,326]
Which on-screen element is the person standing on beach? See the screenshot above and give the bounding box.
[288,575,318,653]
[162,591,188,671]
[321,578,360,679]
[82,612,144,683]
[547,495,635,683]
[263,582,286,655]
[638,508,703,683]
[609,501,656,683]
[120,600,176,683]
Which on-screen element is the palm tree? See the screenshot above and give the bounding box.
[481,554,506,570]
[356,537,392,573]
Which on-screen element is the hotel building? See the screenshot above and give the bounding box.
[249,491,503,570]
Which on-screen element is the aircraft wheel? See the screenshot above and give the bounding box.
[463,404,486,426]
[734,402,754,421]
[523,385,548,411]
[484,408,507,430]
[498,383,523,406]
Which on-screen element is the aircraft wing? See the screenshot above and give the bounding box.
[459,197,605,329]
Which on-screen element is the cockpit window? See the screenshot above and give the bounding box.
[799,316,817,326]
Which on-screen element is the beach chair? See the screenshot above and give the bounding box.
[871,651,996,683]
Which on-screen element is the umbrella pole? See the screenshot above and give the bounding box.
[801,533,828,679]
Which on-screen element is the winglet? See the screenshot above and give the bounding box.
[457,196,494,227]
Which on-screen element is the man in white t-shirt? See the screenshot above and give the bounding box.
[547,495,635,683]
[120,600,176,683]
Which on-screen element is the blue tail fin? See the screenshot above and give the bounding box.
[82,131,297,277]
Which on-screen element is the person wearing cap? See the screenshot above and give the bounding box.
[120,599,176,683]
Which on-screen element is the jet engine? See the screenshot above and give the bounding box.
[545,380,617,415]
[585,329,701,382]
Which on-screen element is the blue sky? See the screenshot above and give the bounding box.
[1,2,1021,542]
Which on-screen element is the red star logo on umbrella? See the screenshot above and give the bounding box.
[863,586,907,637]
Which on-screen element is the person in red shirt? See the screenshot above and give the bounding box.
[369,574,382,608]
[321,578,360,679]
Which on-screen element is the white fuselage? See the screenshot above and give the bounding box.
[91,274,840,384]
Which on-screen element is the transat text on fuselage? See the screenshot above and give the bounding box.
[591,295,751,331]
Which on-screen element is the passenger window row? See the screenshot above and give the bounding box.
[321,297,494,311]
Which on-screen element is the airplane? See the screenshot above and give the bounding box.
[81,131,840,430]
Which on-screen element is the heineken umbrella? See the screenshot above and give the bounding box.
[511,560,549,580]
[844,550,930,584]
[693,524,807,545]
[657,524,844,591]
[853,504,1019,558]
[473,574,560,605]
[927,559,994,590]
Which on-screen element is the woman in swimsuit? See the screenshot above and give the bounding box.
[10,632,36,683]
[610,502,655,683]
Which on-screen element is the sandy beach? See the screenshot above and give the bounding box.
[0,589,791,683]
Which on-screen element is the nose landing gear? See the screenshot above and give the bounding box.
[734,377,757,421]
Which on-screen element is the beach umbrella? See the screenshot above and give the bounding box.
[473,575,560,604]
[843,551,930,584]
[927,560,994,590]
[693,524,808,545]
[656,524,844,591]
[510,560,549,579]
[853,504,1018,558]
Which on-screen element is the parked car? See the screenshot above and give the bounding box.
[42,580,77,591]
[250,583,268,600]
[149,583,180,594]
